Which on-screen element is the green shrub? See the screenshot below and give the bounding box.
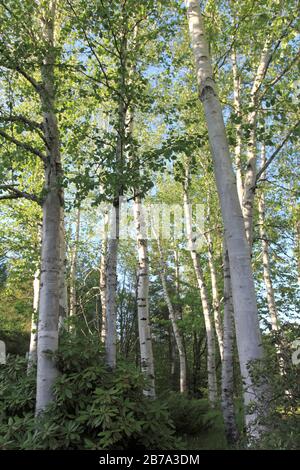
[165,392,219,436]
[247,331,300,450]
[0,333,179,450]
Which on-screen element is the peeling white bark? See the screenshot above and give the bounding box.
[28,269,40,370]
[258,146,280,332]
[58,208,68,329]
[185,0,265,436]
[134,195,155,397]
[104,31,128,367]
[242,40,272,249]
[105,202,119,369]
[206,207,223,360]
[221,241,239,444]
[69,206,81,319]
[36,0,62,414]
[295,210,300,286]
[100,210,108,343]
[231,50,244,209]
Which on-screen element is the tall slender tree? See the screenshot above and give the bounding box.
[183,166,217,405]
[185,0,265,436]
[36,0,64,413]
[134,196,156,397]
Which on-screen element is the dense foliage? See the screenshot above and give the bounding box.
[0,334,179,450]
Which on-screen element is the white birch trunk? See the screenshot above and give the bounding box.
[58,207,68,329]
[258,146,280,331]
[205,212,223,360]
[160,273,187,394]
[104,31,128,367]
[295,213,300,286]
[104,95,124,367]
[134,195,155,397]
[231,50,244,209]
[104,86,127,367]
[100,210,108,343]
[290,191,300,286]
[105,202,120,369]
[27,269,40,370]
[242,41,272,249]
[221,241,239,444]
[156,237,187,393]
[173,248,181,319]
[183,190,218,405]
[185,0,265,436]
[169,327,177,386]
[125,54,156,394]
[36,0,62,414]
[69,206,81,318]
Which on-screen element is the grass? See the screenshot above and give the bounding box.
[182,412,228,450]
[179,398,245,450]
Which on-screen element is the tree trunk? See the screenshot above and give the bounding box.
[36,0,62,414]
[28,269,40,370]
[127,58,156,394]
[185,0,265,436]
[205,208,223,360]
[173,248,182,321]
[242,40,272,249]
[100,209,108,343]
[169,326,177,389]
[157,238,187,393]
[58,207,68,329]
[70,206,81,318]
[295,208,300,286]
[183,186,218,405]
[104,29,128,367]
[134,195,156,397]
[221,241,239,444]
[105,202,120,369]
[231,49,244,209]
[258,146,280,331]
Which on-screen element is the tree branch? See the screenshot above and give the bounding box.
[14,65,42,93]
[259,51,300,102]
[65,0,123,102]
[0,114,43,131]
[0,45,41,93]
[255,120,300,184]
[0,129,47,161]
[0,185,40,204]
[250,17,296,105]
[0,114,46,144]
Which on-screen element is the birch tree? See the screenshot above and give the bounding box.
[231,49,244,209]
[221,241,239,444]
[70,206,81,318]
[242,40,273,249]
[185,0,265,435]
[134,196,156,397]
[36,0,63,413]
[58,208,68,329]
[228,2,299,253]
[27,268,40,370]
[258,145,280,332]
[205,204,223,360]
[155,234,187,394]
[183,168,217,405]
[99,210,108,343]
[0,0,65,413]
